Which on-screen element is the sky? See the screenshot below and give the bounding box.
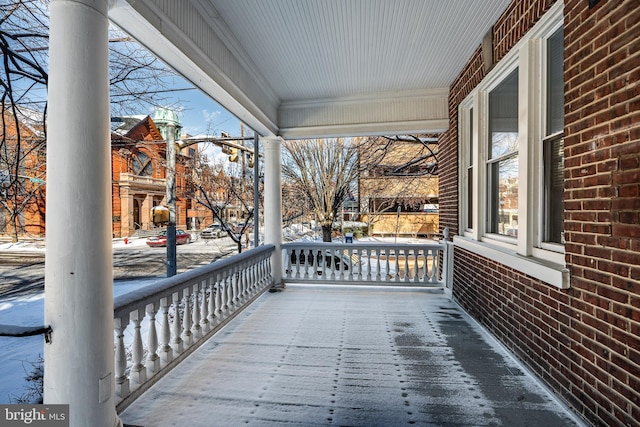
[173,85,243,139]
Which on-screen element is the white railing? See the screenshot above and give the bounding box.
[282,241,448,286]
[113,244,274,411]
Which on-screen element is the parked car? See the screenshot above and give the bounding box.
[233,222,253,233]
[287,249,351,275]
[201,223,225,239]
[146,229,191,247]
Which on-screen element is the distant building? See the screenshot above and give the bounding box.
[358,137,439,237]
[110,112,198,237]
[1,109,201,239]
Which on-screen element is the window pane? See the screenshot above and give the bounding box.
[544,137,564,243]
[489,69,519,159]
[467,107,474,229]
[547,27,564,135]
[488,155,518,235]
[469,108,474,166]
[467,168,473,229]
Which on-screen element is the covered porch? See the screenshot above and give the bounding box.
[119,284,580,426]
[41,0,639,426]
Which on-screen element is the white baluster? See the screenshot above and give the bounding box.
[191,285,202,339]
[207,278,216,328]
[383,249,388,282]
[223,274,232,314]
[146,303,160,375]
[252,260,259,293]
[239,264,247,302]
[182,288,193,346]
[432,249,440,283]
[367,248,373,281]
[311,249,318,279]
[285,248,292,280]
[114,317,130,398]
[226,272,233,311]
[329,248,336,280]
[266,251,273,282]
[403,248,410,282]
[171,292,184,354]
[347,248,354,282]
[159,297,173,365]
[129,310,147,385]
[393,249,400,282]
[233,266,241,306]
[215,275,224,321]
[201,281,210,333]
[260,254,267,287]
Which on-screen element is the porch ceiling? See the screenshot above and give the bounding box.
[109,0,510,139]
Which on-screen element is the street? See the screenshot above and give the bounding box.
[0,236,239,298]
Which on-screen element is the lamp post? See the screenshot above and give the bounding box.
[166,122,177,276]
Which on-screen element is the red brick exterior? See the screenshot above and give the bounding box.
[0,110,46,238]
[2,114,195,239]
[440,1,640,426]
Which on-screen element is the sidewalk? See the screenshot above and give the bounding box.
[120,285,585,427]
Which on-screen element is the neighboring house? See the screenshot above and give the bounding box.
[1,109,200,239]
[439,1,640,425]
[110,113,197,238]
[0,107,47,239]
[359,137,439,237]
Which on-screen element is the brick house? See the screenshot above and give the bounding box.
[439,1,640,425]
[1,111,198,239]
[0,107,47,239]
[358,137,440,237]
[111,114,197,238]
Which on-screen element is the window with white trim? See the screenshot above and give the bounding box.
[457,3,566,287]
[460,103,474,232]
[542,26,564,246]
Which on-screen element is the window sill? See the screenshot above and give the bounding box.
[453,236,570,289]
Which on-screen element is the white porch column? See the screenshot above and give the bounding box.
[45,1,120,427]
[262,137,284,287]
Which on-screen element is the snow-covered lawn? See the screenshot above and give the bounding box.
[0,278,158,403]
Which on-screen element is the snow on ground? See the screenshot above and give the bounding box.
[0,276,159,403]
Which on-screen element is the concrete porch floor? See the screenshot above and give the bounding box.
[119,285,584,427]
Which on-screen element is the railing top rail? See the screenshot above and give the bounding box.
[282,241,446,249]
[114,244,274,317]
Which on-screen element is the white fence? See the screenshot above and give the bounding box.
[113,245,274,411]
[282,241,448,286]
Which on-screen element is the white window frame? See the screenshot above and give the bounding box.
[459,98,474,236]
[456,2,568,289]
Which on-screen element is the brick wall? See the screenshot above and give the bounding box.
[442,0,640,426]
[562,0,640,423]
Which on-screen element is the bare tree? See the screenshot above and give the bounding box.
[282,138,359,242]
[0,0,184,241]
[193,149,261,253]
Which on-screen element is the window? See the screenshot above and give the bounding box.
[456,2,567,288]
[543,26,564,245]
[132,151,153,176]
[487,69,519,236]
